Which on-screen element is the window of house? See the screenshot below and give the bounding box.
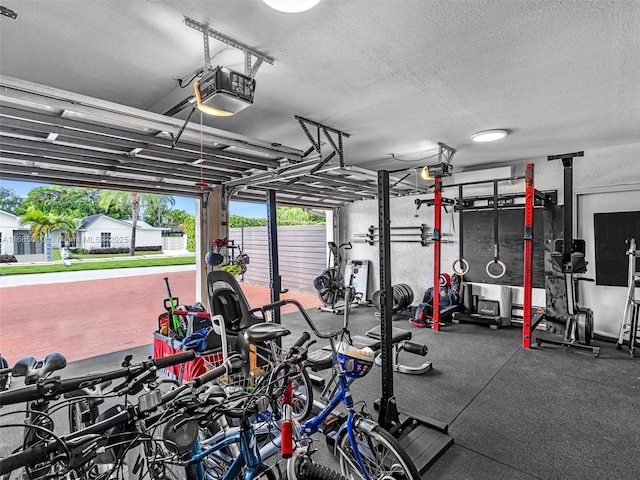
[101,232,111,248]
[61,232,77,248]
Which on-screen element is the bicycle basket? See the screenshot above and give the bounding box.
[336,343,375,379]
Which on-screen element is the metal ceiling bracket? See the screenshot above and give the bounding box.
[0,6,17,19]
[275,116,351,188]
[437,142,456,165]
[184,16,275,78]
[295,115,350,167]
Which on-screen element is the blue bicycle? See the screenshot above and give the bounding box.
[262,299,420,480]
[152,338,342,480]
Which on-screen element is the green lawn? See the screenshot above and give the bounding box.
[0,255,196,275]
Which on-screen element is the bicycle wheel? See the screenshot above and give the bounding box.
[289,366,314,421]
[297,461,347,480]
[314,268,344,307]
[338,423,420,480]
[68,398,90,432]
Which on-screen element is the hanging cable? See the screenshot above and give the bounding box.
[195,111,208,188]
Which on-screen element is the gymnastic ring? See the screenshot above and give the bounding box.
[486,259,507,279]
[452,258,470,276]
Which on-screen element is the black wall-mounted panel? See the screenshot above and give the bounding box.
[461,208,545,288]
[594,211,640,287]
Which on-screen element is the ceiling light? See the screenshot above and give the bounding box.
[263,0,320,13]
[471,129,508,142]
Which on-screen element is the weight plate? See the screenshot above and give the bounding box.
[575,309,593,345]
[372,290,381,311]
[397,283,414,308]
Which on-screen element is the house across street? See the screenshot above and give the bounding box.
[1,210,187,262]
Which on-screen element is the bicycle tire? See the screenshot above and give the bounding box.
[68,399,87,433]
[338,424,420,480]
[290,367,314,421]
[315,268,344,307]
[298,461,347,480]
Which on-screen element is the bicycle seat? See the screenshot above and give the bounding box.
[244,322,291,343]
[13,352,67,385]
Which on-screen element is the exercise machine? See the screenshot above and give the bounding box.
[314,241,369,314]
[536,152,599,356]
[616,238,639,357]
[314,241,351,308]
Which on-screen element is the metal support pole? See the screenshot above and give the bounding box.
[562,158,573,265]
[432,177,443,331]
[266,189,281,324]
[377,170,399,430]
[523,163,535,348]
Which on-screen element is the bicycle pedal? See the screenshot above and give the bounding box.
[325,430,339,450]
[321,412,347,435]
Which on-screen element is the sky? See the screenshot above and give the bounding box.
[0,179,268,218]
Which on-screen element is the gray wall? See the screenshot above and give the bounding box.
[229,224,327,295]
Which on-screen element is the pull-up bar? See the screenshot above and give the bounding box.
[386,163,539,347]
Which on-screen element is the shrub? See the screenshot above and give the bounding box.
[0,255,18,263]
[184,216,196,252]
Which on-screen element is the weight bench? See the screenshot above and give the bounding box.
[306,326,431,396]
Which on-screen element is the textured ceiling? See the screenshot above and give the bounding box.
[1,0,639,202]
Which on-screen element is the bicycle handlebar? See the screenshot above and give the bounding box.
[0,353,236,476]
[0,444,49,475]
[194,354,245,387]
[0,351,196,407]
[291,331,311,351]
[261,300,346,340]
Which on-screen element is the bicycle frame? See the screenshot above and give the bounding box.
[260,295,374,480]
[298,340,370,480]
[186,416,281,480]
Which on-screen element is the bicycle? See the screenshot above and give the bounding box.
[176,334,343,480]
[313,242,352,308]
[0,350,342,480]
[261,299,420,480]
[0,352,68,480]
[0,350,198,480]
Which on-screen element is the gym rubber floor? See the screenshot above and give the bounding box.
[281,306,640,480]
[3,297,639,479]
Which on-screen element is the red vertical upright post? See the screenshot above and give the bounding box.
[522,163,534,348]
[432,177,442,331]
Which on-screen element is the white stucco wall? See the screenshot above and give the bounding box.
[341,142,640,338]
[0,210,20,255]
[81,216,162,250]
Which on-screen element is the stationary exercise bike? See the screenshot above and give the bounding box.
[313,241,354,308]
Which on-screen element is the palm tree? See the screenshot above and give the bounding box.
[99,190,141,256]
[20,208,78,262]
[143,194,176,227]
[99,191,174,255]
